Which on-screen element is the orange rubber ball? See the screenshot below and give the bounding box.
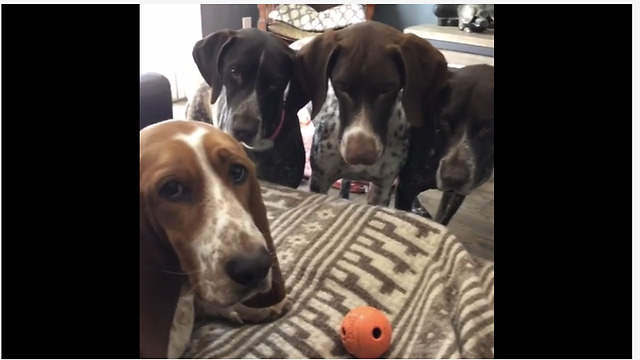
[340,306,392,358]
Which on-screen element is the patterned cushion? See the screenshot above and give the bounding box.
[268,4,367,32]
[184,182,495,359]
[268,21,318,42]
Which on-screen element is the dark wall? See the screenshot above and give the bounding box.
[200,4,259,37]
[373,4,437,31]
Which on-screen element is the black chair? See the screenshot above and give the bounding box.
[140,72,173,130]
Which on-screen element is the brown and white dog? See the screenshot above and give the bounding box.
[290,21,448,206]
[395,64,494,225]
[140,120,290,359]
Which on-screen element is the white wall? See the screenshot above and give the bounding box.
[140,4,205,101]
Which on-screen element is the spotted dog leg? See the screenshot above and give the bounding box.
[434,191,466,225]
[309,172,334,194]
[411,197,433,219]
[309,144,340,194]
[367,179,395,207]
[339,180,352,199]
[167,284,195,359]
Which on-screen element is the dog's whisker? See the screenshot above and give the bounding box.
[160,269,202,276]
[241,140,274,152]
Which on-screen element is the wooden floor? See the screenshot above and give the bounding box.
[415,176,494,261]
[171,100,494,261]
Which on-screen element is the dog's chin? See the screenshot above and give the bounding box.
[196,290,247,309]
[196,277,272,308]
[445,187,472,196]
[436,180,473,196]
[436,169,476,195]
[340,150,383,167]
[241,137,275,152]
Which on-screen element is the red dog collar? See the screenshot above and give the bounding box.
[266,110,285,141]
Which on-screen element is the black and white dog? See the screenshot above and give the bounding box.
[187,28,306,189]
[395,64,494,225]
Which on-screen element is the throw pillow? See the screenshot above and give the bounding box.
[268,4,366,32]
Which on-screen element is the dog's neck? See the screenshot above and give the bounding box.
[264,110,285,141]
[261,82,292,144]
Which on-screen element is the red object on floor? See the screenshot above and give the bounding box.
[332,179,370,194]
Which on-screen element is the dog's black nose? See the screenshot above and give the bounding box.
[440,162,471,189]
[232,119,259,143]
[225,248,272,287]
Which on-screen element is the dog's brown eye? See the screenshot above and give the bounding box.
[159,180,185,201]
[229,66,240,79]
[229,164,248,185]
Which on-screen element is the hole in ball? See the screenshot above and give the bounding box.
[372,327,382,339]
[342,327,346,336]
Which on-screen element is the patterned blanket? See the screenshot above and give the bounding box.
[184,182,494,359]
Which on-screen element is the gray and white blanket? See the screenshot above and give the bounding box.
[184,182,494,359]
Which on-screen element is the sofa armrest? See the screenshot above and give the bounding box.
[140,72,173,130]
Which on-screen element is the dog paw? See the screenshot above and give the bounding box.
[211,308,245,325]
[233,296,293,324]
[255,296,293,323]
[268,296,293,320]
[412,205,432,219]
[227,311,245,325]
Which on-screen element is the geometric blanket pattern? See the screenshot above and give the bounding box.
[184,182,494,358]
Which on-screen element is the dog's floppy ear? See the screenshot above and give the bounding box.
[435,71,454,116]
[283,63,312,120]
[192,29,237,105]
[394,33,449,128]
[241,172,287,308]
[139,189,185,359]
[294,31,340,120]
[279,43,313,120]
